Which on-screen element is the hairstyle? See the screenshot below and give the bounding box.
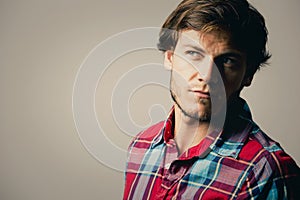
[157,0,271,77]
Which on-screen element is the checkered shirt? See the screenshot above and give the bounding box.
[123,98,300,199]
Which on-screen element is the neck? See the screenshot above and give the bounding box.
[173,105,210,155]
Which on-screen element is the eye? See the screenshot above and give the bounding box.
[186,50,200,56]
[185,50,204,60]
[222,57,237,67]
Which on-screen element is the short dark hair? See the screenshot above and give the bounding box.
[157,0,271,77]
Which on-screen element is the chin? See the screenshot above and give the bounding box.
[181,105,211,121]
[171,90,212,121]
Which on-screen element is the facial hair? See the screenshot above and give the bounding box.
[170,89,211,122]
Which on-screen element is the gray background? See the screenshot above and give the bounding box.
[1,0,299,199]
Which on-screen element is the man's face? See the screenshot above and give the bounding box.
[165,30,249,121]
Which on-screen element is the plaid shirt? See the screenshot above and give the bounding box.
[123,98,300,199]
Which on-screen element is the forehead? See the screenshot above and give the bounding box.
[176,29,243,55]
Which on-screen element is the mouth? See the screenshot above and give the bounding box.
[190,89,210,99]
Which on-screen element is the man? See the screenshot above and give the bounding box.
[123,0,300,199]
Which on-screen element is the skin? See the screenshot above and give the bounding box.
[164,30,252,155]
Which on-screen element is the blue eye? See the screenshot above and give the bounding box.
[186,51,199,56]
[185,51,204,60]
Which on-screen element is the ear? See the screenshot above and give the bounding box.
[242,75,253,87]
[164,50,173,70]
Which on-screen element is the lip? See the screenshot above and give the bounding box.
[190,89,210,98]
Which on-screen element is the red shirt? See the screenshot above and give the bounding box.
[124,99,300,199]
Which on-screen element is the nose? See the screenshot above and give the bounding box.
[197,56,216,83]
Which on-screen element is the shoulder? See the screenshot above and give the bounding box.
[235,98,299,174]
[239,124,300,198]
[131,120,165,143]
[125,121,166,174]
[135,121,165,140]
[127,121,165,150]
[240,123,299,174]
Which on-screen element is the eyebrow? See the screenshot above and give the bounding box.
[216,51,245,59]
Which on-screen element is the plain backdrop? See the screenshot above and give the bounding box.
[1,0,299,199]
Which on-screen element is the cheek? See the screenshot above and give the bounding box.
[172,55,196,76]
[171,71,188,93]
[222,70,245,95]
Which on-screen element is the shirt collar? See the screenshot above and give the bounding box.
[152,98,254,159]
[151,107,175,148]
[210,97,253,158]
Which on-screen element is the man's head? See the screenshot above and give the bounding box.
[158,0,271,121]
[158,0,271,80]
